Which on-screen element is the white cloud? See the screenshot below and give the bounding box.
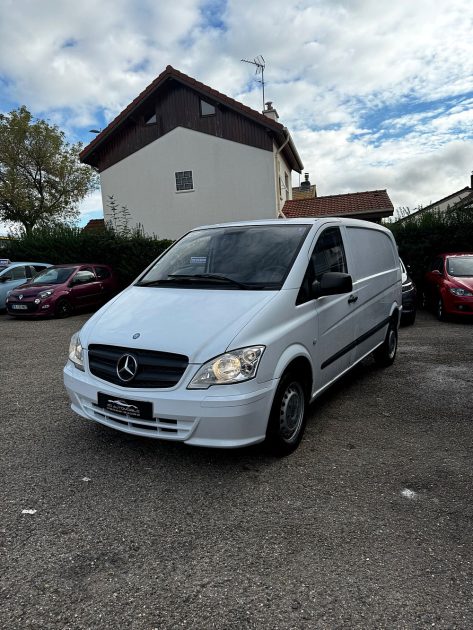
[0,0,472,220]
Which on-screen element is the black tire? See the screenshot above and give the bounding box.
[265,370,308,456]
[436,296,447,322]
[401,310,416,326]
[373,319,398,367]
[55,298,73,318]
[420,291,429,310]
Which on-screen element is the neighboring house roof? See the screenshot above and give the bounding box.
[396,186,472,223]
[82,219,105,232]
[80,65,303,172]
[283,190,394,220]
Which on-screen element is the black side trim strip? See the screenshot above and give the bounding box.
[321,317,391,369]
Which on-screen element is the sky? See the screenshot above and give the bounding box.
[0,0,472,232]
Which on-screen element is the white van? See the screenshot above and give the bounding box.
[64,218,402,455]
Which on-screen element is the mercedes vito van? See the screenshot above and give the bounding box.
[64,218,402,455]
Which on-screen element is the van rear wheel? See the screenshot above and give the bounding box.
[265,371,308,456]
[373,320,398,367]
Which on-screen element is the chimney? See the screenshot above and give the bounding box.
[263,101,279,121]
[300,173,311,190]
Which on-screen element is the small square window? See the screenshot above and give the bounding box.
[175,170,194,191]
[200,99,216,116]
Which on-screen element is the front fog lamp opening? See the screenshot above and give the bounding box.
[188,346,265,389]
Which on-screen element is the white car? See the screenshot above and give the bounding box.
[64,218,401,455]
[0,260,51,309]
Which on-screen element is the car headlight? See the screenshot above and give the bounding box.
[6,290,12,298]
[38,289,54,299]
[188,346,265,389]
[449,287,473,297]
[69,332,84,371]
[402,281,414,292]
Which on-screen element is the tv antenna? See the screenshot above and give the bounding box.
[241,55,266,110]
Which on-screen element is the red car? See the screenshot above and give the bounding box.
[423,253,473,320]
[6,264,118,318]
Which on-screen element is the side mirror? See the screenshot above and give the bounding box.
[431,269,441,275]
[311,272,353,299]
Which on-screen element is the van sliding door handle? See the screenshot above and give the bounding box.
[348,294,358,304]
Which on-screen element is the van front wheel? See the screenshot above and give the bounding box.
[373,320,398,367]
[265,371,308,456]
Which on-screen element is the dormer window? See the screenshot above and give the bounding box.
[200,99,216,117]
[145,113,157,125]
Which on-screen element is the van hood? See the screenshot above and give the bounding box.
[82,286,277,363]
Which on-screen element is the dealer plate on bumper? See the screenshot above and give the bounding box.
[96,393,153,420]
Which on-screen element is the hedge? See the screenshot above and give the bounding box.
[0,226,174,288]
[389,207,473,288]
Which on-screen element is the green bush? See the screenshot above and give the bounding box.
[390,205,473,288]
[0,225,173,288]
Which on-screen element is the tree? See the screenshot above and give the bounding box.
[0,106,98,234]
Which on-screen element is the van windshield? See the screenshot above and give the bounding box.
[137,224,311,290]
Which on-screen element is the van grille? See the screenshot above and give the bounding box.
[88,344,189,388]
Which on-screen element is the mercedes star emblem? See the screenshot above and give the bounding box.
[116,354,138,382]
[18,294,23,300]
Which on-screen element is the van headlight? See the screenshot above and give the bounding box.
[188,346,265,389]
[69,332,85,371]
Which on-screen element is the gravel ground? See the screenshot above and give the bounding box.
[1,309,472,629]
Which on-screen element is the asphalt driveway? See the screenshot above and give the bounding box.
[1,310,472,629]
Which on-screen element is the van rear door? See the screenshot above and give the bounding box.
[344,225,400,363]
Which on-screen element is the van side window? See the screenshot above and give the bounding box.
[297,227,347,305]
[346,227,397,280]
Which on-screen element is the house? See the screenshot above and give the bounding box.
[82,218,105,232]
[80,66,303,239]
[283,189,394,222]
[396,174,472,223]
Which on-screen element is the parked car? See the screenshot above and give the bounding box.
[0,259,51,310]
[423,252,473,320]
[400,258,417,325]
[64,218,402,455]
[6,263,118,318]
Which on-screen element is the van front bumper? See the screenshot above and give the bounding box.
[63,362,277,448]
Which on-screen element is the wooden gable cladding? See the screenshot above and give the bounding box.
[89,80,274,172]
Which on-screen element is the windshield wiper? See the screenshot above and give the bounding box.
[137,279,173,287]
[167,273,250,288]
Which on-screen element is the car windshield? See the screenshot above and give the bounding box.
[137,224,311,290]
[446,256,473,277]
[30,267,75,285]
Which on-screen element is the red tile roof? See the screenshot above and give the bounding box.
[283,190,394,219]
[82,218,105,232]
[80,65,286,163]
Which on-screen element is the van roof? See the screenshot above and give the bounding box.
[191,217,392,232]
